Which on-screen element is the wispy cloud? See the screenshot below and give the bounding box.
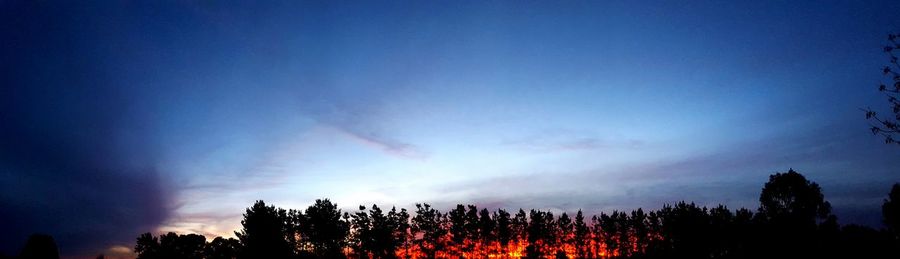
[501,129,643,153]
[332,125,429,160]
[431,122,900,226]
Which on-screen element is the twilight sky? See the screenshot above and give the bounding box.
[3,1,900,258]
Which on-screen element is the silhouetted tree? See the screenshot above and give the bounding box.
[590,214,604,258]
[19,234,59,259]
[596,212,618,258]
[865,33,900,144]
[511,209,528,254]
[349,205,371,258]
[127,169,900,259]
[135,233,161,259]
[235,200,294,259]
[286,209,304,255]
[656,202,712,258]
[495,209,513,257]
[525,210,555,259]
[477,208,496,257]
[370,205,396,258]
[162,233,206,259]
[758,169,832,227]
[757,169,833,257]
[388,206,412,258]
[644,210,664,257]
[135,232,206,259]
[205,237,240,259]
[707,205,733,258]
[447,204,468,257]
[730,207,755,257]
[611,211,630,258]
[885,183,900,241]
[555,212,573,258]
[573,210,590,259]
[299,199,349,258]
[352,205,408,259]
[629,209,649,256]
[463,205,480,256]
[411,203,447,259]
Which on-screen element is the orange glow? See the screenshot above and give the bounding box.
[347,234,645,259]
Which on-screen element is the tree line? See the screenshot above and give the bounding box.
[129,169,900,259]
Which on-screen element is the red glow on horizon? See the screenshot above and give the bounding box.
[348,231,650,259]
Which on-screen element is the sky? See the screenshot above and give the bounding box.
[2,0,900,258]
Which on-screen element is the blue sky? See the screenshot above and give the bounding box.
[3,1,900,257]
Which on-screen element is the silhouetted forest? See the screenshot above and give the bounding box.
[123,169,900,259]
[2,169,898,259]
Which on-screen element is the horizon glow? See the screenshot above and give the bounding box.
[3,1,900,258]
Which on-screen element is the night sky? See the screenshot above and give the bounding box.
[3,1,900,258]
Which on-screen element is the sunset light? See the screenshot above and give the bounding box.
[2,1,900,259]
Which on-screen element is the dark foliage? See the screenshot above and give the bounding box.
[126,169,900,259]
[205,237,240,259]
[757,169,833,258]
[19,234,59,259]
[135,232,206,259]
[758,169,832,226]
[300,199,350,258]
[864,33,900,144]
[235,200,294,259]
[411,203,447,259]
[349,204,409,259]
[885,184,900,239]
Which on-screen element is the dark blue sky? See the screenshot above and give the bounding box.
[2,1,900,258]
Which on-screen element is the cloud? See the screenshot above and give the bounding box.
[0,99,172,257]
[158,211,244,238]
[432,122,900,226]
[101,245,136,259]
[300,94,429,160]
[333,125,429,160]
[500,129,643,153]
[0,2,171,256]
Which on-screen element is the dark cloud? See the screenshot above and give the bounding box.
[434,122,900,227]
[0,2,171,256]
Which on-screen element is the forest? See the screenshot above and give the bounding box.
[125,169,900,259]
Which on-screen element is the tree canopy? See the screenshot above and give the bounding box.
[122,170,900,259]
[758,169,832,226]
